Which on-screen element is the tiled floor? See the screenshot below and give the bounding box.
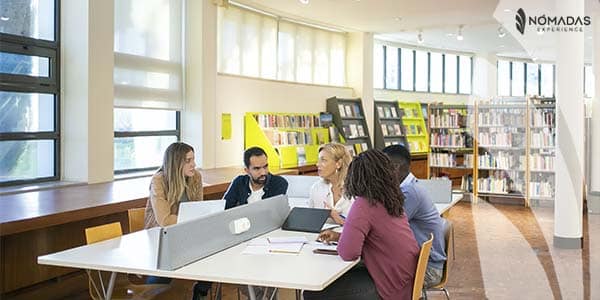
[56,200,599,300]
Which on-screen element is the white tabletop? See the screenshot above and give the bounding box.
[435,193,464,215]
[38,228,359,291]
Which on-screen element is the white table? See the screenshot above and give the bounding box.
[38,228,359,300]
[435,193,464,216]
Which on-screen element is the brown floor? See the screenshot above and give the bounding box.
[12,200,600,300]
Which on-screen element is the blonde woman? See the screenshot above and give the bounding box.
[309,142,354,225]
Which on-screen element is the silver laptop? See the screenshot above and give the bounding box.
[178,200,225,223]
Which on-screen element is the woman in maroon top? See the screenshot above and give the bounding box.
[304,149,419,300]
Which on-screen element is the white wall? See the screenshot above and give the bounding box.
[213,74,354,167]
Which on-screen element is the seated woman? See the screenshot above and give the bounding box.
[309,143,353,225]
[143,142,210,300]
[304,149,420,300]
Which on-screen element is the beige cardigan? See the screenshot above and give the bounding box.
[144,170,203,228]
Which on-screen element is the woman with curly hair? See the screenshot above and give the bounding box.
[304,149,419,300]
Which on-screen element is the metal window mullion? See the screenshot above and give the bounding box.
[383,45,387,89]
[427,52,431,93]
[397,47,401,90]
[509,61,513,96]
[442,54,446,93]
[455,55,459,94]
[0,132,59,140]
[412,50,416,91]
[538,64,542,96]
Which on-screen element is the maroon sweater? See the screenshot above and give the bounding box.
[338,196,419,300]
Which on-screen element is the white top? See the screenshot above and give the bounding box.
[247,181,265,204]
[38,229,359,291]
[309,179,354,217]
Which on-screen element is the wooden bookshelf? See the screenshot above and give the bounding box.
[326,97,372,156]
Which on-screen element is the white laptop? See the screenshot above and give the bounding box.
[178,200,225,223]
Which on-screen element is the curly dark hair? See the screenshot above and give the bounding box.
[344,149,405,217]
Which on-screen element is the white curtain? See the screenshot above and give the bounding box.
[114,0,183,110]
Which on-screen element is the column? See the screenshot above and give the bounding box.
[588,12,600,213]
[346,32,375,144]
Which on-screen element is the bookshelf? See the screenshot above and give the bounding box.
[374,100,407,150]
[398,101,429,154]
[244,112,330,170]
[528,97,556,204]
[326,97,372,156]
[427,103,475,193]
[475,97,529,206]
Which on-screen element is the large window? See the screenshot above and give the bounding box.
[584,65,595,98]
[374,43,472,95]
[114,0,182,173]
[0,0,60,186]
[218,4,346,86]
[497,59,555,97]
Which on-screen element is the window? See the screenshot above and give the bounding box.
[526,63,539,96]
[459,56,472,94]
[429,52,443,93]
[585,65,595,98]
[511,62,525,96]
[497,60,510,96]
[400,49,414,91]
[218,4,346,86]
[385,46,399,89]
[114,0,183,173]
[444,54,457,93]
[414,50,428,92]
[540,63,554,97]
[498,59,555,97]
[0,0,60,186]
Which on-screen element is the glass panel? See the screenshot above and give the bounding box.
[373,44,384,89]
[0,0,55,41]
[114,108,177,131]
[511,62,525,96]
[217,6,241,74]
[114,136,177,171]
[260,17,277,80]
[0,91,54,132]
[526,63,539,96]
[295,26,314,83]
[430,52,443,93]
[585,65,595,98]
[444,54,457,93]
[497,60,510,96]
[540,64,554,97]
[0,52,50,77]
[459,56,471,94]
[241,12,260,77]
[313,30,329,85]
[277,22,295,82]
[329,33,345,86]
[401,49,414,91]
[385,46,398,89]
[114,68,175,89]
[415,50,428,92]
[0,140,54,182]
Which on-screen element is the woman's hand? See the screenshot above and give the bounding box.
[323,201,345,225]
[318,230,341,244]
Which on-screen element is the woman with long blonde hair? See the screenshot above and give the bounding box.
[309,142,353,224]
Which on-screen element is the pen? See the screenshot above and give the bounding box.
[269,249,299,254]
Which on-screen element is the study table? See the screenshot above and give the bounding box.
[435,193,464,216]
[38,228,359,300]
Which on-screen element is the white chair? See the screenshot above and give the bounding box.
[281,175,320,208]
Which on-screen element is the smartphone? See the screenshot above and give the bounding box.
[313,248,338,255]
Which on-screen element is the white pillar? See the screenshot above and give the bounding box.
[590,13,600,195]
[346,32,374,145]
[62,0,114,183]
[472,53,497,99]
[554,0,585,248]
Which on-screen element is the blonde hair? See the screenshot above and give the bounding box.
[158,142,201,206]
[319,142,352,190]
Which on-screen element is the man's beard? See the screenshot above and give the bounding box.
[251,175,267,185]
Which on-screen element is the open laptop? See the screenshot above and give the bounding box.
[178,200,225,223]
[281,207,331,233]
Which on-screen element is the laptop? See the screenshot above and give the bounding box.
[178,200,225,223]
[281,207,331,233]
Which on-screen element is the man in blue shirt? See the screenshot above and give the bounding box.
[224,146,288,209]
[383,145,447,287]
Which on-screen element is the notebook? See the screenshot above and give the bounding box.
[177,200,225,223]
[281,207,331,233]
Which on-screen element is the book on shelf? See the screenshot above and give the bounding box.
[393,124,402,136]
[377,106,384,118]
[319,112,333,128]
[354,143,363,154]
[345,105,354,118]
[297,147,307,166]
[357,125,365,137]
[345,145,356,157]
[384,107,391,118]
[361,143,368,151]
[349,124,358,138]
[329,127,340,143]
[338,104,347,117]
[391,107,398,118]
[352,104,362,117]
[342,126,350,137]
[381,124,389,136]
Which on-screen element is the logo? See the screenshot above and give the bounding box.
[514,8,591,35]
[516,8,526,34]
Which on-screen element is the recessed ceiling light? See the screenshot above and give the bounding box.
[299,0,309,4]
[417,30,424,44]
[457,25,464,41]
[504,9,511,13]
[498,26,506,38]
[0,16,9,21]
[394,17,402,21]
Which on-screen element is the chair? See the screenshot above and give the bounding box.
[281,175,320,208]
[85,222,170,300]
[412,233,434,300]
[425,220,453,300]
[128,207,146,232]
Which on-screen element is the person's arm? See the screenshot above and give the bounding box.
[223,176,241,209]
[337,200,371,261]
[268,175,288,196]
[148,175,177,226]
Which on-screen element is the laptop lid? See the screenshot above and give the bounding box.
[281,207,331,233]
[178,200,225,223]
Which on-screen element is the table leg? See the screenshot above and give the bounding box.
[295,289,302,300]
[247,285,257,300]
[105,272,117,300]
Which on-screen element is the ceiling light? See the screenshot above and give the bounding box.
[457,25,464,41]
[299,0,309,4]
[0,16,9,21]
[417,30,424,44]
[504,9,512,12]
[532,57,538,61]
[446,33,454,37]
[498,26,506,38]
[499,45,505,48]
[394,17,402,21]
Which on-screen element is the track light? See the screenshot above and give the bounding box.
[457,25,464,41]
[417,30,424,44]
[498,26,506,38]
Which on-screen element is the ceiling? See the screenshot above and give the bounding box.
[235,0,597,62]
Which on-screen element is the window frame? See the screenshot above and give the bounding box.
[0,0,61,187]
[113,111,181,174]
[497,59,557,98]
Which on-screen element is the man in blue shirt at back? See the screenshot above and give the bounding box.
[383,145,447,287]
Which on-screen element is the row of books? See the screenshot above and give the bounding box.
[429,110,467,128]
[461,174,473,192]
[401,107,421,118]
[478,112,525,127]
[338,103,363,118]
[408,141,428,152]
[342,124,366,139]
[255,114,320,128]
[530,109,555,127]
[531,132,556,148]
[530,154,554,171]
[376,106,400,119]
[429,153,474,168]
[478,152,526,170]
[381,123,403,137]
[478,132,519,148]
[263,129,314,146]
[477,176,524,194]
[430,132,470,148]
[529,181,554,198]
[404,123,424,135]
[344,143,369,157]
